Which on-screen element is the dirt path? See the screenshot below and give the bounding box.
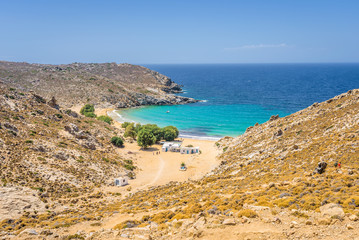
[146,156,165,187]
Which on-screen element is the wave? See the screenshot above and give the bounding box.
[179,133,222,141]
[108,110,136,123]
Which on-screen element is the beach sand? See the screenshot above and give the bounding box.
[94,108,221,195]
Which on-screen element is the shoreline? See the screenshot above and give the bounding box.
[105,108,223,141]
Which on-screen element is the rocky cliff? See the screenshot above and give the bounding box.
[0,61,197,109]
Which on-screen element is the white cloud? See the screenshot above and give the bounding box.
[224,43,288,51]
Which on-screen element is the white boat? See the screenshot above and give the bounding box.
[166,111,170,113]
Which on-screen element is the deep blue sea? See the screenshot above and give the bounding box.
[115,64,359,139]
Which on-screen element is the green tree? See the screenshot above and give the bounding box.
[80,104,97,118]
[124,123,137,139]
[111,136,124,147]
[137,129,156,149]
[141,124,163,142]
[163,126,179,139]
[163,128,176,141]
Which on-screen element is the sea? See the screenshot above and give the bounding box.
[113,64,359,140]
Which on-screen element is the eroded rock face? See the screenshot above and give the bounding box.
[0,186,46,221]
[64,123,100,150]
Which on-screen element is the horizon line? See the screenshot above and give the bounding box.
[1,59,359,65]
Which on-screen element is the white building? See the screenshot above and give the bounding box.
[180,146,200,154]
[114,177,128,186]
[161,141,182,152]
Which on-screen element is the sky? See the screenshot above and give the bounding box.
[0,0,358,64]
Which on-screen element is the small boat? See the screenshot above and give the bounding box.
[166,111,170,113]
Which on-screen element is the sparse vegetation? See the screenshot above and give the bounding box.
[97,115,113,125]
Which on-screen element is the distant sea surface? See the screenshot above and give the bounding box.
[115,64,359,139]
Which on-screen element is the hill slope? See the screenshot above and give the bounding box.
[1,86,359,239]
[101,89,359,239]
[0,85,136,226]
[0,61,197,108]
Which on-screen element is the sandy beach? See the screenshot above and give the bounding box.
[94,108,221,195]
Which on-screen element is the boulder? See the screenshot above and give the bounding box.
[318,217,332,225]
[320,203,345,219]
[47,96,59,109]
[222,218,236,225]
[314,161,327,174]
[349,215,359,221]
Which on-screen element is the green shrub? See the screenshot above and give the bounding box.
[97,115,113,125]
[111,136,124,147]
[121,122,131,128]
[80,104,97,118]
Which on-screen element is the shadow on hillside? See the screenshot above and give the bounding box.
[140,147,160,152]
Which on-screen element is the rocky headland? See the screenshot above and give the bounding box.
[0,61,197,109]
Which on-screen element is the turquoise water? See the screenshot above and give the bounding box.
[114,64,359,139]
[116,104,287,139]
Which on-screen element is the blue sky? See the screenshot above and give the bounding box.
[0,0,358,64]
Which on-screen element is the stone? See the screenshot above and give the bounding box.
[268,182,275,188]
[320,203,345,219]
[274,129,283,137]
[347,224,354,230]
[349,215,359,221]
[241,216,249,223]
[269,115,279,121]
[318,217,332,225]
[279,192,291,198]
[305,220,313,225]
[272,217,282,224]
[193,217,206,230]
[47,96,59,109]
[222,218,236,225]
[314,161,327,174]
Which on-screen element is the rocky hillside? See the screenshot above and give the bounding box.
[0,85,136,228]
[1,88,359,239]
[101,89,359,239]
[0,61,197,109]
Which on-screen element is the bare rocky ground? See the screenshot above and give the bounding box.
[1,69,359,239]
